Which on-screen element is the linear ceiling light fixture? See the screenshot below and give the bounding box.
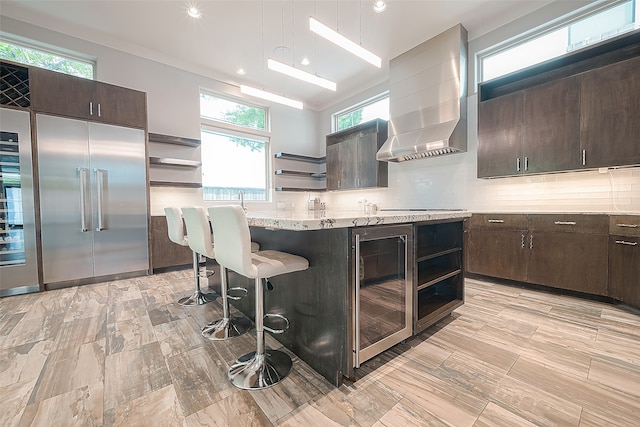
[309,17,381,68]
[240,84,303,109]
[267,58,336,91]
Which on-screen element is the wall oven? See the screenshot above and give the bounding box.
[350,224,413,370]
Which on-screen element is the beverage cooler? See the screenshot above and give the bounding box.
[0,107,39,295]
[351,224,413,369]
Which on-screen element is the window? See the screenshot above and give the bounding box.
[0,37,94,79]
[480,0,638,82]
[333,92,389,132]
[200,91,269,201]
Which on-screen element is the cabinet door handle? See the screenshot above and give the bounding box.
[89,101,94,116]
[98,103,101,117]
[521,233,525,249]
[488,219,504,223]
[617,223,639,228]
[516,157,521,172]
[615,240,638,246]
[582,149,586,166]
[78,168,89,232]
[554,221,576,226]
[524,156,529,171]
[529,234,533,250]
[95,169,106,231]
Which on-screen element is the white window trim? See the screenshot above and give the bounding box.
[475,0,636,85]
[332,91,389,133]
[199,87,271,133]
[0,33,96,79]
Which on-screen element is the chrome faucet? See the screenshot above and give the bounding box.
[238,190,245,212]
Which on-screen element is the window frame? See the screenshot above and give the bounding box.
[476,0,638,84]
[0,34,96,79]
[199,89,272,202]
[332,91,389,133]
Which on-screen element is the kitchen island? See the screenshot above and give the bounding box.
[209,209,470,386]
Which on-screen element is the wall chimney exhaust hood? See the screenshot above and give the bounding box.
[377,24,468,162]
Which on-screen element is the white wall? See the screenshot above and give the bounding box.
[1,15,318,215]
[315,1,640,214]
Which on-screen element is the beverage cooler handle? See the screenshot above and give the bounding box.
[78,168,89,232]
[95,169,106,231]
[354,234,361,368]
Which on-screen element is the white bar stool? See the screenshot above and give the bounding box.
[181,206,254,340]
[164,207,216,306]
[208,205,309,390]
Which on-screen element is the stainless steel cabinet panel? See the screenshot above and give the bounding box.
[37,114,148,285]
[37,114,94,283]
[88,123,147,277]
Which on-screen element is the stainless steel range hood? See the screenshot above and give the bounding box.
[377,24,468,162]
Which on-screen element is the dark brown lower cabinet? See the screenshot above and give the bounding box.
[527,231,608,295]
[609,235,640,307]
[466,228,528,282]
[466,214,610,297]
[150,216,192,271]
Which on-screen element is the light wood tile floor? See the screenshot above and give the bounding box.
[1,271,639,426]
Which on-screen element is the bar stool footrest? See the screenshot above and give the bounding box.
[227,287,248,301]
[263,313,290,334]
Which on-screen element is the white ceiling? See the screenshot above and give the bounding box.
[1,0,552,110]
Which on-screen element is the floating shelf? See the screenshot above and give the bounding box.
[149,157,201,168]
[275,187,326,192]
[150,181,202,188]
[275,169,326,179]
[149,133,200,147]
[274,152,326,164]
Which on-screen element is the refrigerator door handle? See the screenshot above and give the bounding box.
[354,233,361,368]
[95,168,106,231]
[78,167,89,232]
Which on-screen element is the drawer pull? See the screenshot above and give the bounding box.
[616,223,639,228]
[615,240,638,246]
[488,219,504,223]
[554,221,576,225]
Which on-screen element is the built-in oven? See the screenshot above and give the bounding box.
[350,224,413,371]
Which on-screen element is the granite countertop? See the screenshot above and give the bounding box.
[246,209,471,231]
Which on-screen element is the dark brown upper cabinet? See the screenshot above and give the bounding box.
[477,92,523,178]
[30,66,146,129]
[326,119,388,191]
[478,28,640,178]
[580,55,640,168]
[523,76,581,174]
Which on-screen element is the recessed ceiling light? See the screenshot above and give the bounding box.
[301,57,310,66]
[187,6,201,19]
[237,68,246,75]
[373,1,387,13]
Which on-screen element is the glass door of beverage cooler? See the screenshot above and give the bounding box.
[0,107,39,295]
[352,224,413,368]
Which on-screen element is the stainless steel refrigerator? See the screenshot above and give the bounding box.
[0,107,39,295]
[36,113,148,286]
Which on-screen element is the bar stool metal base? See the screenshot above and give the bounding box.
[201,316,252,340]
[178,291,217,306]
[228,349,292,390]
